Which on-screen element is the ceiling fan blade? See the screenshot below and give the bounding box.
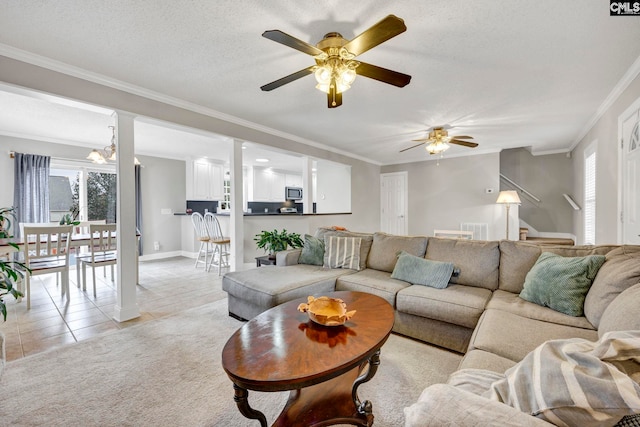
[343,15,407,57]
[400,142,425,152]
[260,66,315,91]
[450,135,474,139]
[449,139,479,148]
[327,82,342,108]
[356,62,411,87]
[262,30,324,56]
[411,138,429,142]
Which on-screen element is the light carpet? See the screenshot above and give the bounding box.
[0,299,462,426]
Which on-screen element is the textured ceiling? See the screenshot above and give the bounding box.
[0,0,639,165]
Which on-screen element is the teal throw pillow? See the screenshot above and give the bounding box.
[391,251,454,289]
[298,234,325,266]
[519,252,606,317]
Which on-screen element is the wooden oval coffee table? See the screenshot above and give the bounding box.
[222,291,394,427]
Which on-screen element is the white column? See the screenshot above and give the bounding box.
[302,157,313,214]
[230,139,244,270]
[113,111,140,321]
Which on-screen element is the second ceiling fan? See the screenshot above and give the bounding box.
[401,126,479,155]
[260,15,411,108]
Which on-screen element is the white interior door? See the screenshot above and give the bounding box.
[380,172,408,235]
[620,98,640,244]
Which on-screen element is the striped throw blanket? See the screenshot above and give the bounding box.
[487,331,640,427]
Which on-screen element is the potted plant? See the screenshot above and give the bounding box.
[59,213,80,226]
[254,229,303,259]
[0,207,26,321]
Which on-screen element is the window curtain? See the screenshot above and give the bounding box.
[13,152,51,238]
[135,164,143,256]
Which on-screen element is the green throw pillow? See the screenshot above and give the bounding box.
[298,234,324,266]
[519,252,606,317]
[391,251,454,289]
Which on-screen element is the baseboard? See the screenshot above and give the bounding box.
[138,251,185,262]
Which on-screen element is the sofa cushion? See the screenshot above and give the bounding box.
[298,234,324,266]
[585,246,640,328]
[457,349,517,374]
[222,264,354,308]
[498,241,618,294]
[486,331,640,427]
[390,250,453,288]
[519,252,606,317]
[396,284,492,329]
[335,268,410,308]
[404,384,553,427]
[366,232,428,273]
[487,290,595,330]
[468,309,598,362]
[323,235,361,270]
[599,283,640,338]
[314,228,373,270]
[498,240,543,293]
[426,237,500,290]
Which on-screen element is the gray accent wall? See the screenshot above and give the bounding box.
[570,72,640,245]
[381,153,502,239]
[137,154,185,256]
[500,148,573,233]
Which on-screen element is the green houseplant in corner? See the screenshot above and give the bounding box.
[0,207,27,321]
[254,229,304,259]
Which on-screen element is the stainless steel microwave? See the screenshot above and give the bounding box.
[285,187,303,200]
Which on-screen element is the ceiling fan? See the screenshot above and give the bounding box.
[260,15,412,108]
[400,126,479,155]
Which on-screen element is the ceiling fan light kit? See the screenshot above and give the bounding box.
[261,15,411,108]
[400,126,480,160]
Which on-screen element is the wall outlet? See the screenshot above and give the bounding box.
[485,188,495,194]
[154,241,160,251]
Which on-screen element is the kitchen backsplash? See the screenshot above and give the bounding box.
[186,200,218,214]
[248,201,303,213]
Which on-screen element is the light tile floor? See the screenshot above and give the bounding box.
[0,257,242,362]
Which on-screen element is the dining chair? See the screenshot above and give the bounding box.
[20,222,65,288]
[204,212,230,275]
[72,220,108,287]
[191,212,212,269]
[20,225,73,309]
[75,223,117,297]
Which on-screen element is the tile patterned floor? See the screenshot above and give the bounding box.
[0,257,239,362]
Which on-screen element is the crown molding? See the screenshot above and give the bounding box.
[0,44,382,166]
[570,53,640,151]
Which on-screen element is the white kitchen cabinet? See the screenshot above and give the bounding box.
[251,167,288,201]
[285,173,303,188]
[187,159,223,200]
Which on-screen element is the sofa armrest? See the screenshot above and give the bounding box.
[276,248,302,266]
[404,384,552,427]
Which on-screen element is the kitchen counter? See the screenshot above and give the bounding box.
[174,212,351,216]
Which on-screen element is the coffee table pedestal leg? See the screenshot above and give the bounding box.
[271,350,381,427]
[353,349,381,421]
[233,383,267,427]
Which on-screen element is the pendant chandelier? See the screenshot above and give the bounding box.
[87,125,140,165]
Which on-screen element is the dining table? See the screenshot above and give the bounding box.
[0,231,140,284]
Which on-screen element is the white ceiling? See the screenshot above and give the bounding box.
[0,1,639,166]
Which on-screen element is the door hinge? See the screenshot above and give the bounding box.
[621,138,624,150]
[621,211,624,224]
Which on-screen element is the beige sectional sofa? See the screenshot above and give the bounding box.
[222,227,640,425]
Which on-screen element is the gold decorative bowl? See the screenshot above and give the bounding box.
[297,296,356,326]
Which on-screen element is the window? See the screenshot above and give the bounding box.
[584,146,596,245]
[49,161,116,223]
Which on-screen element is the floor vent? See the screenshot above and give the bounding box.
[460,223,489,240]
